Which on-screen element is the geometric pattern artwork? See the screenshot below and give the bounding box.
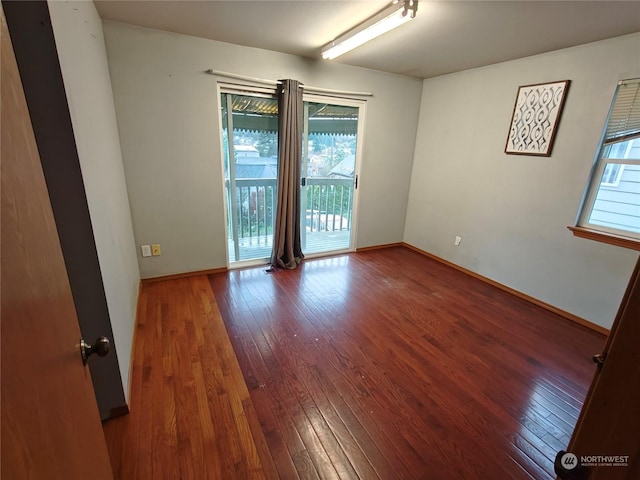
[505,80,570,156]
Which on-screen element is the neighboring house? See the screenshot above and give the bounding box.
[234,152,278,179]
[328,154,355,178]
[234,145,259,157]
[590,138,640,233]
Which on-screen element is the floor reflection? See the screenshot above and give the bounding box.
[511,377,584,477]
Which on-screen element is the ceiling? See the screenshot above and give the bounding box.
[95,0,640,79]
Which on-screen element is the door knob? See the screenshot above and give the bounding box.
[80,336,110,365]
[592,352,606,368]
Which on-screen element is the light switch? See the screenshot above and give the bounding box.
[141,245,152,257]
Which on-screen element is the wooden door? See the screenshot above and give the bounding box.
[555,257,640,479]
[0,7,113,479]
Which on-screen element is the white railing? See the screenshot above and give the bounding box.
[225,177,354,261]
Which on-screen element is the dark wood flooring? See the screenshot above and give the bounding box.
[103,246,606,479]
[208,247,605,479]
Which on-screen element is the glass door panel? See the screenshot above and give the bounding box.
[301,100,360,255]
[221,92,278,264]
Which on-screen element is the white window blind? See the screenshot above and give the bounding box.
[604,79,640,146]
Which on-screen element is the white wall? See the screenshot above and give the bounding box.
[405,33,640,329]
[101,22,423,278]
[49,1,140,398]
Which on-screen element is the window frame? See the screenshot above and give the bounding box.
[572,79,640,250]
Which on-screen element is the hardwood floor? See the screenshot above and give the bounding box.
[103,276,277,480]
[104,246,605,479]
[209,247,605,479]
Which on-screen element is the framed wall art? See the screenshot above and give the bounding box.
[505,80,570,156]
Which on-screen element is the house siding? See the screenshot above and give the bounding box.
[591,164,640,233]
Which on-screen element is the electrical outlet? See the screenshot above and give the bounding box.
[141,245,152,257]
[151,244,161,256]
[454,236,462,246]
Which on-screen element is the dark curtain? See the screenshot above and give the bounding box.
[270,79,304,269]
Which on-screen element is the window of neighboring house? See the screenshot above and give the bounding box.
[572,79,640,249]
[600,163,625,187]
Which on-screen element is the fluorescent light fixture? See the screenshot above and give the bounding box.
[321,0,418,60]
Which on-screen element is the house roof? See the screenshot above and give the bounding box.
[328,155,356,178]
[234,163,278,179]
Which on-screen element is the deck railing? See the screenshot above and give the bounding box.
[225,177,354,258]
[302,178,354,233]
[226,178,277,245]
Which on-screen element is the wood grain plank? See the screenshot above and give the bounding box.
[103,277,274,480]
[104,247,603,480]
[209,247,603,479]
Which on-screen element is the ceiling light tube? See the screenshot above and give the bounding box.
[321,0,418,60]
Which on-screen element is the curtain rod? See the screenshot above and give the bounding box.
[205,69,373,97]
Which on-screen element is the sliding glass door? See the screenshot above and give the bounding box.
[220,92,278,264]
[301,97,362,255]
[220,90,363,265]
